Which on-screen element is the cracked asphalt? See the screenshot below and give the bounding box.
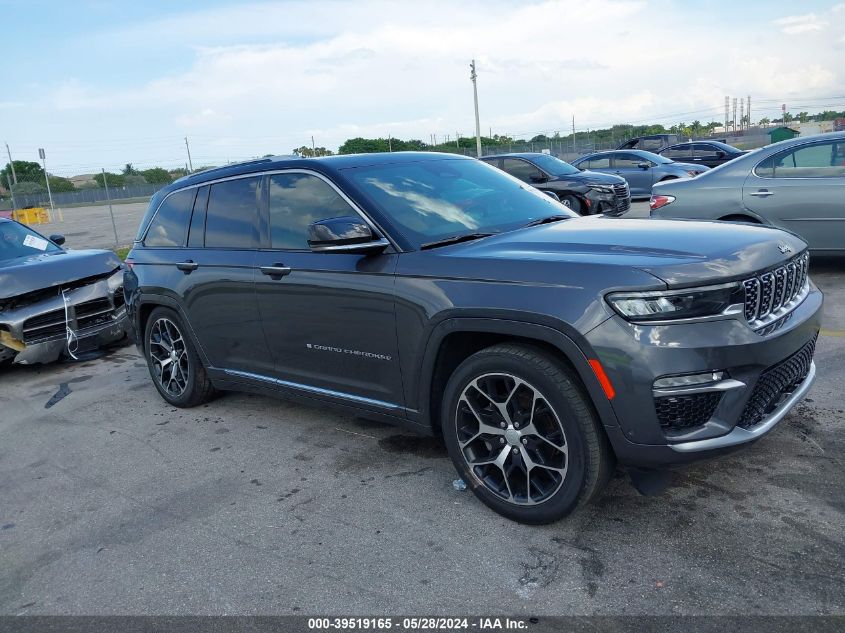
[0,259,843,616]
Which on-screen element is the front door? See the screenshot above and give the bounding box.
[613,153,653,196]
[253,171,403,408]
[743,139,845,252]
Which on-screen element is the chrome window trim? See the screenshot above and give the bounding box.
[140,167,400,252]
[751,137,845,180]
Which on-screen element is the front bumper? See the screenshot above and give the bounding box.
[0,273,128,364]
[585,285,823,467]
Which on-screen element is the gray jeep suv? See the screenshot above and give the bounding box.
[125,152,822,524]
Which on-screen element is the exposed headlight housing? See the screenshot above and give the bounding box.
[606,283,744,322]
[589,185,614,194]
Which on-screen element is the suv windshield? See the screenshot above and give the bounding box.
[0,221,60,261]
[344,158,576,248]
[527,154,580,176]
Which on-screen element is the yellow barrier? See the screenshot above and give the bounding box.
[12,207,51,225]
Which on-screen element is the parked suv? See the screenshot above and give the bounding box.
[125,152,822,524]
[480,153,630,215]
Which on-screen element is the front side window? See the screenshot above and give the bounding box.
[344,157,574,249]
[756,142,845,178]
[662,145,692,159]
[0,221,61,261]
[614,153,646,168]
[144,188,195,247]
[268,173,356,250]
[205,177,261,248]
[501,158,543,183]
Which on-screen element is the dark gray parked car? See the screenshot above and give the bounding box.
[0,218,127,365]
[650,132,845,254]
[571,150,709,198]
[125,152,821,524]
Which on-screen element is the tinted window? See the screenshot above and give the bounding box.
[145,188,195,247]
[205,177,261,248]
[346,158,575,249]
[502,158,543,182]
[757,142,845,178]
[187,186,209,248]
[585,156,610,169]
[0,221,61,261]
[526,154,579,176]
[269,173,355,249]
[614,153,647,168]
[662,145,693,159]
[692,143,720,158]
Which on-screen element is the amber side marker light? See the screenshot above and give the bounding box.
[588,359,616,400]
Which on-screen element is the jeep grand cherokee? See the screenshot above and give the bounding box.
[124,152,822,524]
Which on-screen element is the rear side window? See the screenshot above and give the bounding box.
[205,177,261,248]
[585,156,610,169]
[144,189,195,247]
[268,173,355,250]
[756,142,845,179]
[187,186,209,248]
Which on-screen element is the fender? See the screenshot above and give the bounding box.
[133,291,213,369]
[413,315,620,431]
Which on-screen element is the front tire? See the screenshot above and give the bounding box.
[441,343,613,524]
[559,195,583,215]
[144,306,215,407]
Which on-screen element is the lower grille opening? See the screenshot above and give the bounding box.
[738,336,817,429]
[655,392,722,432]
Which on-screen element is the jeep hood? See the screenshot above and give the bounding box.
[0,249,122,300]
[453,216,806,287]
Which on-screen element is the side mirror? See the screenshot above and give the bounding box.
[49,234,65,245]
[715,151,726,158]
[307,216,389,254]
[637,162,651,170]
[541,190,560,201]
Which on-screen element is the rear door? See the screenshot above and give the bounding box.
[179,175,273,373]
[253,170,403,408]
[612,152,653,196]
[743,139,845,251]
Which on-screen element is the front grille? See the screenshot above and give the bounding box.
[22,296,121,343]
[743,252,809,331]
[613,183,631,212]
[655,392,722,432]
[738,336,816,429]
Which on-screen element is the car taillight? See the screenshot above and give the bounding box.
[650,195,675,210]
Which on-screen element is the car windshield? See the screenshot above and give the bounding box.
[0,221,61,261]
[344,158,576,249]
[526,154,580,176]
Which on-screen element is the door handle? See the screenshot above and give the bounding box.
[260,264,292,280]
[176,260,198,273]
[749,190,775,198]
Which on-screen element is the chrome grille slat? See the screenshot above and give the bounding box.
[743,252,810,334]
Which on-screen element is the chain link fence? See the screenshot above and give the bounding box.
[0,183,166,211]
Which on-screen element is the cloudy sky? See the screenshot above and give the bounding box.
[3,0,844,175]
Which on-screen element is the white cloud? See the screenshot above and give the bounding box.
[9,0,845,172]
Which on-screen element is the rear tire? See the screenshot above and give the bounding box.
[144,306,215,408]
[441,343,613,524]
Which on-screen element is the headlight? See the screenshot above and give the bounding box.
[606,283,744,322]
[589,185,613,194]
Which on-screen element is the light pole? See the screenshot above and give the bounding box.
[38,148,55,216]
[470,60,482,158]
[184,137,194,173]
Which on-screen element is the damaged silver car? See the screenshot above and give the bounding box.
[0,218,128,365]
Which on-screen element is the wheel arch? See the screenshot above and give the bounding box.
[136,295,212,368]
[417,318,619,436]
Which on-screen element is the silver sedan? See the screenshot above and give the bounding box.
[649,132,845,254]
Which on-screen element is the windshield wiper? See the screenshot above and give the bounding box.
[420,232,496,250]
[522,214,572,228]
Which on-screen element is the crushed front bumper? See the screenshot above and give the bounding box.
[0,272,128,364]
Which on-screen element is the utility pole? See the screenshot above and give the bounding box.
[102,169,120,247]
[740,99,745,131]
[388,135,392,152]
[456,132,459,149]
[571,115,576,152]
[470,59,482,158]
[732,98,738,132]
[4,143,16,185]
[747,94,751,129]
[38,148,54,215]
[724,96,729,132]
[311,135,316,152]
[184,137,194,173]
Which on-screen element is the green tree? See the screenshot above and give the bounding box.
[124,174,147,186]
[292,146,334,157]
[122,163,137,175]
[11,181,45,195]
[140,167,173,185]
[759,117,771,126]
[797,112,809,123]
[47,176,75,192]
[1,160,44,185]
[93,172,125,188]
